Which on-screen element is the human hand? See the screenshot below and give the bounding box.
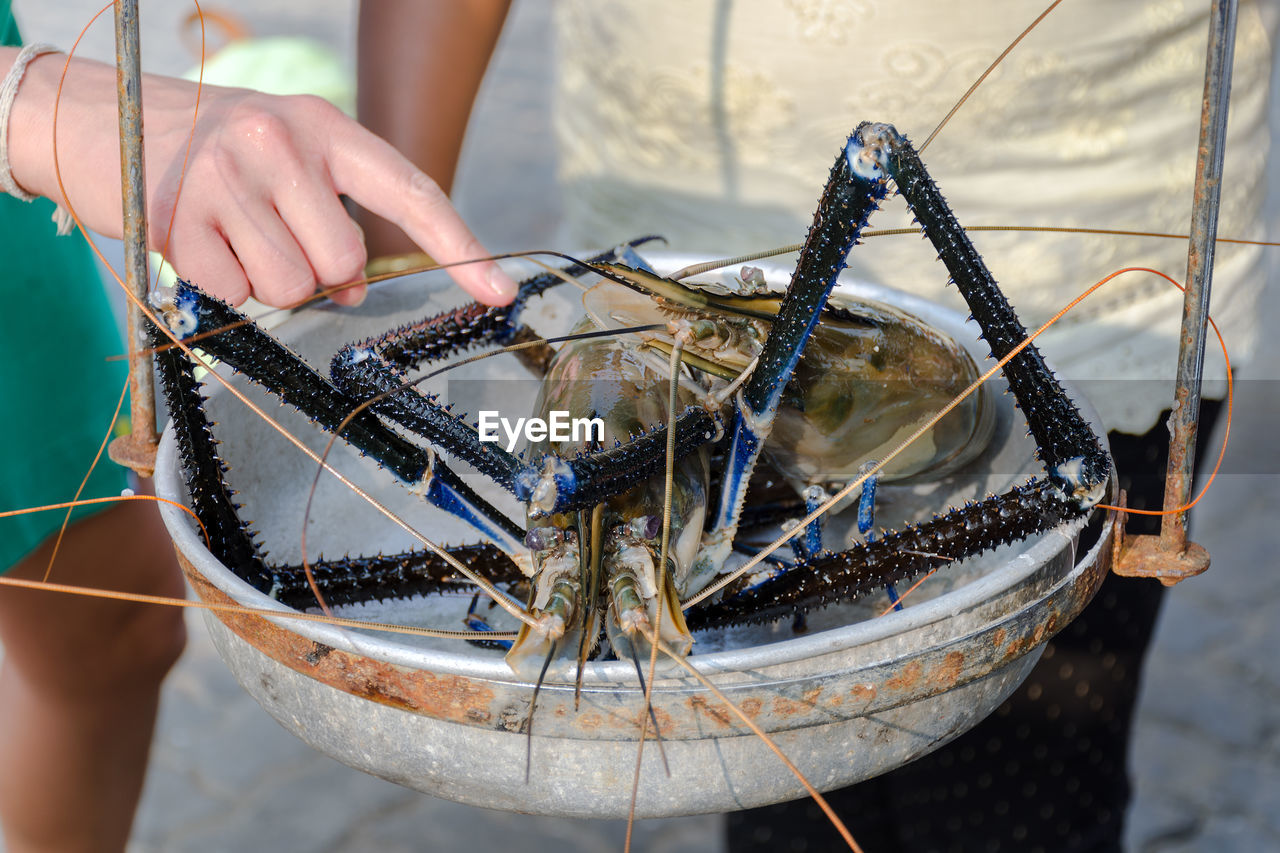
[5,50,516,307]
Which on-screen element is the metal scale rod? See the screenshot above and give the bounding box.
[1163,0,1238,543]
[1116,0,1237,583]
[106,0,157,477]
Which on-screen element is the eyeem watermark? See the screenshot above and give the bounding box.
[478,411,605,452]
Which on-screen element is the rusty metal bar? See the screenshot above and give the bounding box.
[1115,0,1236,584]
[106,0,158,478]
[1162,0,1237,546]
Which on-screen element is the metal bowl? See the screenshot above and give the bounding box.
[155,254,1117,818]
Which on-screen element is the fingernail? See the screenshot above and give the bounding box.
[488,266,517,300]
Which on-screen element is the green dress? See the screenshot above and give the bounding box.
[0,3,131,570]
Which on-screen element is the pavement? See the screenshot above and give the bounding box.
[5,2,1279,851]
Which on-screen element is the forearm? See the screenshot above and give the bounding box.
[357,0,511,256]
[1,45,515,306]
[4,47,120,220]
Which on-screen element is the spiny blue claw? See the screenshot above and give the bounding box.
[876,123,1110,506]
[708,123,892,549]
[512,407,720,516]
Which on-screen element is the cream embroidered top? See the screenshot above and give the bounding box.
[551,0,1273,434]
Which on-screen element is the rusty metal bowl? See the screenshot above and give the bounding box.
[155,254,1117,818]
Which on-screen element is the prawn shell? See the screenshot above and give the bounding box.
[584,280,994,485]
[772,293,995,486]
[525,325,709,595]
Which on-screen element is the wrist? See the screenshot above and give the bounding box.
[2,45,63,200]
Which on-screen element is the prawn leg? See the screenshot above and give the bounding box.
[330,240,721,519]
[154,313,522,604]
[329,246,658,494]
[162,282,527,554]
[332,343,719,523]
[851,468,903,611]
[695,126,891,577]
[271,546,522,611]
[689,480,1079,629]
[351,240,661,372]
[871,122,1109,503]
[694,123,1113,628]
[151,318,276,593]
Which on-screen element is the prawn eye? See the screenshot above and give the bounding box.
[525,526,562,551]
[738,265,767,292]
[641,514,662,540]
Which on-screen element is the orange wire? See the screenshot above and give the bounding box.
[0,574,518,641]
[30,3,177,586]
[920,0,1063,152]
[877,565,946,618]
[1,493,210,550]
[36,2,219,578]
[787,266,1234,617]
[1088,270,1233,517]
[151,0,206,294]
[51,2,119,286]
[42,370,132,582]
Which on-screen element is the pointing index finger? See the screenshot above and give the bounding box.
[327,120,516,306]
